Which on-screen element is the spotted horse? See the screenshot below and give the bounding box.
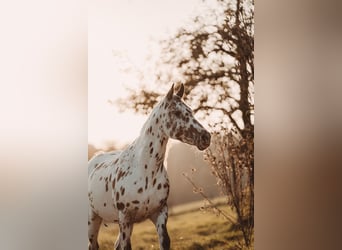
[88,84,211,250]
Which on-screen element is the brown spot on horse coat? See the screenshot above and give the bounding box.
[138,187,143,193]
[117,202,125,210]
[159,198,167,206]
[117,170,125,181]
[121,187,125,196]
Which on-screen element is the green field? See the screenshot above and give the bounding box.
[97,199,253,249]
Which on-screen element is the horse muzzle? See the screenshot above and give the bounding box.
[197,131,211,151]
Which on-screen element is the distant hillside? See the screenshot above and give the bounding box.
[88,143,119,160]
[88,144,98,160]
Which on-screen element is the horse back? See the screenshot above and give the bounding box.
[88,150,122,176]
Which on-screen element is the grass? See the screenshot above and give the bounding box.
[98,198,253,249]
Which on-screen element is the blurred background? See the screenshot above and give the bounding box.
[88,0,202,148]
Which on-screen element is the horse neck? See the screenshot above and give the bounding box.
[137,104,169,170]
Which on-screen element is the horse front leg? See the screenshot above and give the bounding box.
[88,210,102,250]
[150,205,170,250]
[115,213,133,250]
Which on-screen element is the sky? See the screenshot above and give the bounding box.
[88,0,204,148]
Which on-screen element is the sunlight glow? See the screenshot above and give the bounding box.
[88,0,201,148]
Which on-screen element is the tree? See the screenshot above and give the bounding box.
[118,0,254,247]
[119,0,254,136]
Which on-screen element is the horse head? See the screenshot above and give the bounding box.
[161,84,211,151]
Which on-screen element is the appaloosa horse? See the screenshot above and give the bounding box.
[88,84,211,250]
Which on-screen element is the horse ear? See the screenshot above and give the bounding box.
[176,83,184,98]
[166,83,174,100]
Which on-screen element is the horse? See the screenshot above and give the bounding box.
[88,84,211,250]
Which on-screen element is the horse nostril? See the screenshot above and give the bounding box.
[201,132,211,144]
